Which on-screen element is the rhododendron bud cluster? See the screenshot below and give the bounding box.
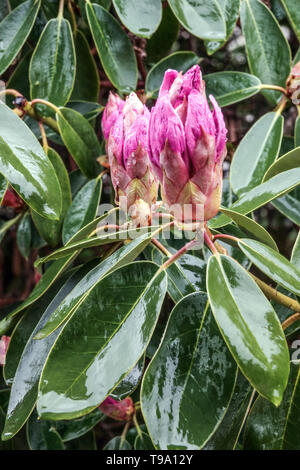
[286,61,300,104]
[0,336,10,366]
[102,65,227,223]
[99,396,134,421]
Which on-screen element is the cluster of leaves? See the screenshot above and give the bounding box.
[0,0,300,451]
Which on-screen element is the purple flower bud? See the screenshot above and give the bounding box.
[148,65,227,221]
[99,396,134,421]
[103,92,158,224]
[101,92,125,140]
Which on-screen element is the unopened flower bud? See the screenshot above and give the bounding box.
[286,62,300,104]
[2,187,24,212]
[103,93,158,225]
[0,336,10,366]
[148,65,227,222]
[99,396,134,421]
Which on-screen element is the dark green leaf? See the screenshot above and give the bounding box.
[204,72,262,107]
[240,0,291,105]
[53,408,103,442]
[134,432,155,450]
[57,107,101,178]
[207,254,289,406]
[103,436,131,450]
[167,0,226,40]
[238,238,300,296]
[0,0,41,75]
[244,362,300,449]
[230,112,283,196]
[37,262,167,420]
[112,0,162,38]
[0,103,62,219]
[29,18,76,106]
[31,148,72,247]
[141,292,237,450]
[27,409,64,450]
[281,0,300,41]
[86,2,137,93]
[62,178,101,244]
[146,4,179,63]
[16,212,32,258]
[70,30,100,102]
[205,0,240,55]
[111,356,144,400]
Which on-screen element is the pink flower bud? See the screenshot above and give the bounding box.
[0,336,10,366]
[148,65,227,222]
[99,396,134,421]
[103,92,158,223]
[286,61,300,103]
[101,92,125,140]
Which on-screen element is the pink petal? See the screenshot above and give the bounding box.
[0,336,10,366]
[158,69,179,97]
[209,94,227,162]
[101,92,124,140]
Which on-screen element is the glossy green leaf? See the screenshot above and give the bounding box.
[263,147,300,181]
[167,0,226,41]
[271,190,300,226]
[0,174,7,204]
[6,50,31,108]
[209,168,300,229]
[112,0,162,38]
[37,262,167,420]
[204,72,261,107]
[145,51,199,98]
[16,212,32,258]
[291,231,300,270]
[244,362,300,449]
[141,292,237,450]
[103,436,131,450]
[0,0,40,75]
[204,373,252,450]
[62,178,101,244]
[281,0,300,41]
[86,2,137,93]
[240,0,291,105]
[205,0,240,55]
[219,208,278,251]
[146,4,179,63]
[29,18,76,106]
[70,30,100,102]
[207,254,289,406]
[0,103,61,220]
[56,107,101,178]
[31,148,72,247]
[230,112,283,196]
[134,432,155,450]
[37,225,161,264]
[27,409,64,450]
[68,100,103,121]
[111,356,144,400]
[238,238,300,296]
[2,264,93,440]
[34,233,155,339]
[53,408,103,442]
[65,430,97,450]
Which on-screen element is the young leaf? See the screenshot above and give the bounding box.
[204,72,262,107]
[86,2,137,93]
[0,0,41,75]
[240,0,291,105]
[207,254,289,406]
[0,103,61,220]
[167,0,226,41]
[29,18,76,106]
[141,293,237,450]
[112,0,162,38]
[230,112,283,197]
[56,107,101,179]
[238,238,300,296]
[37,262,167,420]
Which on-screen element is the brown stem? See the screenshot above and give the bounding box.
[151,238,171,257]
[204,231,218,255]
[157,238,199,273]
[251,274,300,313]
[212,234,239,243]
[282,313,300,331]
